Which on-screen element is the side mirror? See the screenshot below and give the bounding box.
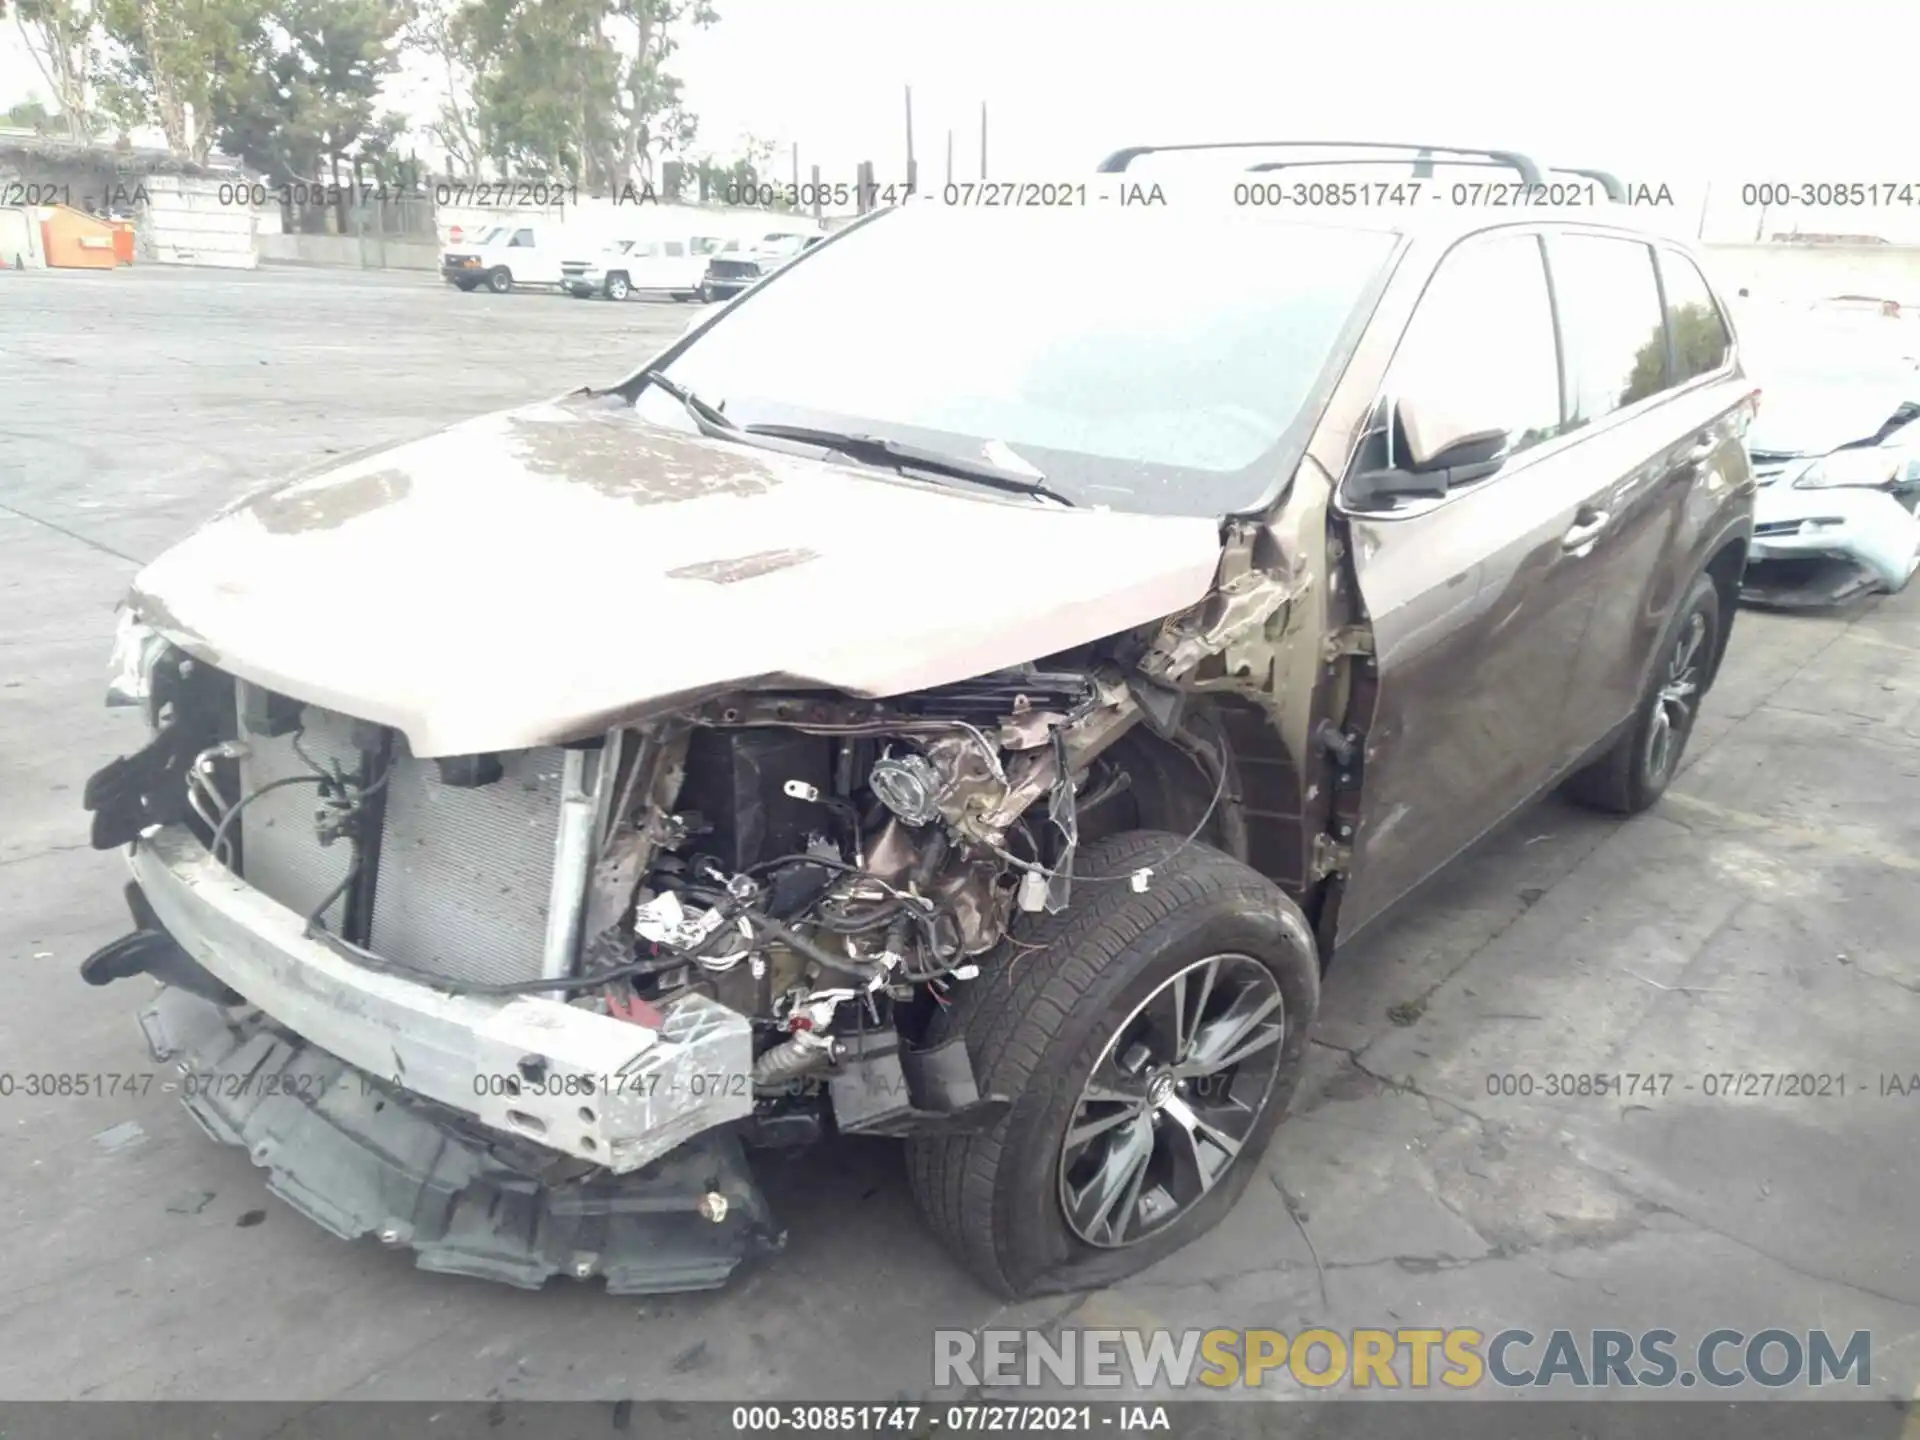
[1347,397,1510,510]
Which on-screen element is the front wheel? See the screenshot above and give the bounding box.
[1565,570,1721,814]
[697,280,716,304]
[485,266,513,294]
[906,830,1320,1298]
[604,272,631,301]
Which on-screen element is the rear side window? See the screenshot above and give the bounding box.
[665,240,685,256]
[1549,235,1668,424]
[1657,250,1732,383]
[1388,232,1563,459]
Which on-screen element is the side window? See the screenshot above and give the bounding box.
[509,228,534,248]
[1387,232,1562,462]
[632,240,659,258]
[1549,235,1669,424]
[664,240,685,257]
[1657,249,1732,384]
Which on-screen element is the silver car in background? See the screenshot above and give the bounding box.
[1739,309,1920,605]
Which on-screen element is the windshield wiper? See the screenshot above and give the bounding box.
[637,368,735,433]
[741,423,1073,506]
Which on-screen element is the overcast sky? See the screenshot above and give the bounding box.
[8,0,1919,236]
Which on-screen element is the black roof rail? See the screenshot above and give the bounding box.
[1096,140,1546,186]
[1235,154,1630,204]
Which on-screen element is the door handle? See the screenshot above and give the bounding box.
[1562,510,1610,553]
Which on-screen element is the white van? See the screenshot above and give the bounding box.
[440,220,577,293]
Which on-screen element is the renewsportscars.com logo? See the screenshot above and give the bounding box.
[934,1327,1873,1391]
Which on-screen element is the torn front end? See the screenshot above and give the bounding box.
[1743,418,1920,608]
[83,605,1323,1288]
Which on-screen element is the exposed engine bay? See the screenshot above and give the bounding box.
[566,664,1224,1139]
[84,628,1262,1153]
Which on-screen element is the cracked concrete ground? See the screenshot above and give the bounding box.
[1,268,1915,1418]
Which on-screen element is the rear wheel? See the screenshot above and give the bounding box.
[604,272,631,301]
[1565,570,1720,814]
[486,266,513,294]
[906,831,1320,1298]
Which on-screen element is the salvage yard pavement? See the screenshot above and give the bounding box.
[1,267,1916,1409]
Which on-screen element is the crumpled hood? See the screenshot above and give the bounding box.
[130,396,1224,756]
[1747,376,1917,458]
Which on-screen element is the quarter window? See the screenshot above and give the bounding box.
[1657,250,1732,383]
[665,240,685,257]
[1388,232,1563,462]
[1549,235,1669,424]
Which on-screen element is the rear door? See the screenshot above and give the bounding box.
[1335,229,1609,935]
[1549,237,1749,758]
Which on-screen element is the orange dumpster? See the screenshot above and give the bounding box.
[110,221,135,264]
[40,205,119,270]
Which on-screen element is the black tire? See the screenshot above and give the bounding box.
[486,266,513,294]
[604,272,631,301]
[1564,570,1720,814]
[697,280,716,304]
[905,830,1320,1298]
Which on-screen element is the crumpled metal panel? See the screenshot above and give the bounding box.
[138,987,783,1294]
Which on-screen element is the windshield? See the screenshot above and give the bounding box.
[462,225,502,247]
[648,202,1395,515]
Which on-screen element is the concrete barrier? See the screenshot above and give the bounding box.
[257,232,440,270]
[141,175,258,268]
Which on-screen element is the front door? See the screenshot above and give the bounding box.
[1336,229,1610,936]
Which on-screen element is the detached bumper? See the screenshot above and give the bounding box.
[127,825,754,1174]
[1743,486,1920,606]
[139,986,780,1292]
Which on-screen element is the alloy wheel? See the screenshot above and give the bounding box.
[1057,953,1285,1249]
[1645,611,1706,784]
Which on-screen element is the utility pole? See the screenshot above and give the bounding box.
[1695,179,1712,241]
[980,102,988,179]
[905,85,916,194]
[945,130,954,187]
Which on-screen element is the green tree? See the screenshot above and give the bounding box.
[5,0,100,141]
[689,134,788,208]
[97,0,259,161]
[214,0,409,228]
[456,0,715,190]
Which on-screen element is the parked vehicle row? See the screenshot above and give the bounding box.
[439,212,826,302]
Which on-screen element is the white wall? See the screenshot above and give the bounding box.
[140,175,259,268]
[1701,244,1920,309]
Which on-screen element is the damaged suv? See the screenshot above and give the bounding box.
[81,143,1756,1300]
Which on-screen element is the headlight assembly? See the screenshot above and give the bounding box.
[1792,446,1911,490]
[106,608,171,713]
